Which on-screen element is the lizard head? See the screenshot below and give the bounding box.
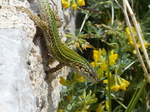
[71,62,99,83]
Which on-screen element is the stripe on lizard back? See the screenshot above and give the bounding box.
[37,0,88,64]
[37,0,99,83]
[17,0,99,83]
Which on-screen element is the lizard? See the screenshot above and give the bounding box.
[16,0,99,83]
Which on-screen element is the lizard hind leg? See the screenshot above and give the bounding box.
[45,63,65,74]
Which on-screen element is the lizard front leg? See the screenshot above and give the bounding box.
[45,63,65,74]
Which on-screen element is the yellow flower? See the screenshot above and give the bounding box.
[67,95,72,100]
[81,42,93,50]
[144,42,150,48]
[111,75,129,92]
[59,76,70,86]
[77,0,85,6]
[59,76,66,86]
[72,3,77,10]
[77,76,84,82]
[59,109,63,112]
[100,61,107,71]
[61,0,85,9]
[61,0,70,8]
[74,72,85,82]
[105,72,112,77]
[103,79,108,83]
[111,82,120,92]
[75,42,80,47]
[91,48,118,79]
[96,68,105,79]
[119,78,130,91]
[126,27,136,41]
[109,50,118,65]
[90,62,96,68]
[93,53,99,63]
[93,48,106,62]
[126,26,150,53]
[101,48,107,55]
[103,73,130,92]
[126,27,139,52]
[96,103,104,112]
[105,100,109,110]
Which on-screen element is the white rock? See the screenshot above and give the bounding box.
[0,29,37,112]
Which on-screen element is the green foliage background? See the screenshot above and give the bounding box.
[58,0,150,112]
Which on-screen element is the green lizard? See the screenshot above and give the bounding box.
[16,0,99,83]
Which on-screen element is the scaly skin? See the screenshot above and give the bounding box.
[17,0,99,83]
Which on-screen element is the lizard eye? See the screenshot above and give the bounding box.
[79,66,82,69]
[89,73,93,77]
